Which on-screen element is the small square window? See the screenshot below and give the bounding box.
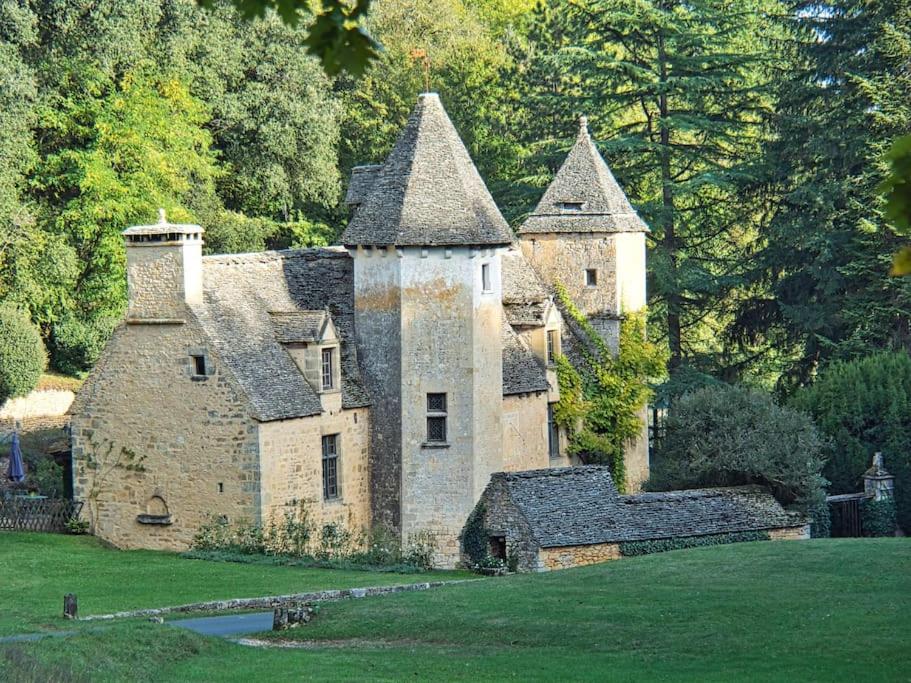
[481,263,491,292]
[191,354,206,376]
[427,416,447,442]
[585,269,598,287]
[427,393,447,413]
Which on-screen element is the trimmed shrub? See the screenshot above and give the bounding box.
[0,303,46,403]
[49,313,116,376]
[619,531,770,557]
[650,385,830,536]
[792,352,911,533]
[861,498,897,537]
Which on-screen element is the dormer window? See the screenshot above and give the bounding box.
[560,202,584,213]
[546,329,559,365]
[321,347,335,390]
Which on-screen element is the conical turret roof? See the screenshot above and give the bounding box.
[519,117,648,235]
[340,93,513,247]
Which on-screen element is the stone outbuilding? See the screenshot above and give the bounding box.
[467,466,810,572]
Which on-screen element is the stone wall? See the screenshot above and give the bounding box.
[501,393,549,472]
[71,316,260,550]
[257,407,371,535]
[768,525,811,541]
[125,241,201,321]
[537,542,621,571]
[468,477,541,572]
[519,233,619,318]
[0,390,75,423]
[624,407,650,493]
[352,246,403,534]
[398,246,505,566]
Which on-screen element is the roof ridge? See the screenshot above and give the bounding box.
[202,247,348,265]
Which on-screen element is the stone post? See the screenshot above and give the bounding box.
[63,593,77,619]
[863,452,895,501]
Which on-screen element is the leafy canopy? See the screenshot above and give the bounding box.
[793,352,911,532]
[650,384,829,535]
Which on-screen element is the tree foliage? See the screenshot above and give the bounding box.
[732,0,911,389]
[650,384,830,535]
[792,352,911,532]
[0,303,47,403]
[196,0,380,76]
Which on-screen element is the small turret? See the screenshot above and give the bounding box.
[518,116,649,346]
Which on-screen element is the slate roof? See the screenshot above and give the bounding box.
[340,93,513,247]
[502,321,549,396]
[268,311,329,344]
[502,248,550,328]
[344,165,382,208]
[519,117,649,235]
[490,466,803,548]
[190,248,370,422]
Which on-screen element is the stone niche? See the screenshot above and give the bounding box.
[137,495,172,525]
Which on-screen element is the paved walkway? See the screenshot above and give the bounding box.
[168,611,274,638]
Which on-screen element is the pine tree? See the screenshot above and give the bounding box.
[546,0,785,373]
[732,0,911,389]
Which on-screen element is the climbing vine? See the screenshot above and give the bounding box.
[552,284,667,492]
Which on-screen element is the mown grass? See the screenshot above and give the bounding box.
[0,533,468,636]
[2,538,908,681]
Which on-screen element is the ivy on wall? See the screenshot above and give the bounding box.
[619,531,770,557]
[552,285,667,492]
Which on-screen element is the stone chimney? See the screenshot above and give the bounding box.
[863,452,895,501]
[122,209,204,322]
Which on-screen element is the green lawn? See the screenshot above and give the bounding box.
[0,533,467,636]
[1,537,909,681]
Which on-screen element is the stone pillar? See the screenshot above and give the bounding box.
[863,452,895,501]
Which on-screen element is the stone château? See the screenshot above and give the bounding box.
[70,93,651,566]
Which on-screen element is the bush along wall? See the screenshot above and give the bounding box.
[619,531,771,557]
[861,498,897,537]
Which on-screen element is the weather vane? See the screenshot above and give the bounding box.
[409,48,431,93]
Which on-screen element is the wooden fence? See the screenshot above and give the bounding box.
[0,498,83,533]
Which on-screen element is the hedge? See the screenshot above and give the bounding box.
[619,531,771,557]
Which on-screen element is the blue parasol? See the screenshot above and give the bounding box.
[7,432,25,483]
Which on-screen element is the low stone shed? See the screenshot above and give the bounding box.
[465,466,810,572]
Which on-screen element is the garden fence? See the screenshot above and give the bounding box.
[0,498,83,533]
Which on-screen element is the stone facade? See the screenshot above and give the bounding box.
[257,407,371,533]
[71,318,260,550]
[73,94,653,567]
[539,542,621,571]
